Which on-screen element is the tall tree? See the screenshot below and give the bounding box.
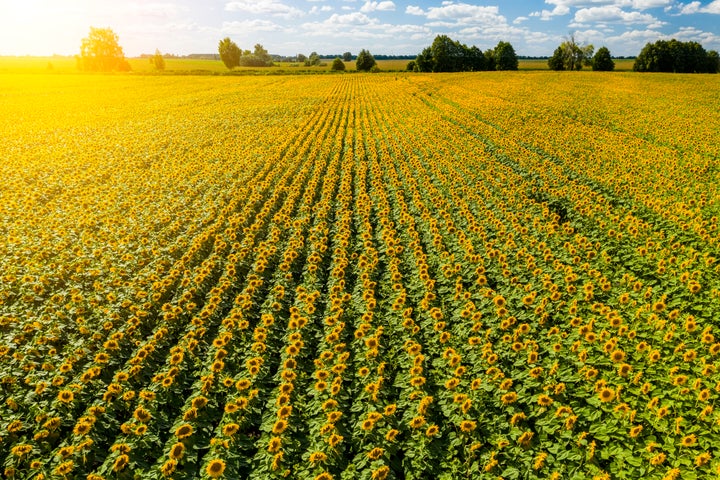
[356,49,377,71]
[494,41,518,71]
[77,27,130,72]
[634,39,717,73]
[592,46,614,71]
[549,35,593,71]
[151,49,165,71]
[218,37,241,69]
[342,51,352,62]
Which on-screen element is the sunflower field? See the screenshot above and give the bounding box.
[1,71,719,480]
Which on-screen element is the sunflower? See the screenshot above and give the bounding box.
[309,451,327,463]
[681,434,697,447]
[10,444,33,457]
[175,423,193,439]
[371,466,390,480]
[694,452,711,467]
[426,424,440,437]
[327,434,343,447]
[598,387,615,403]
[367,447,384,460]
[629,425,643,438]
[501,392,518,405]
[53,461,74,476]
[206,459,226,478]
[509,412,526,426]
[537,395,553,407]
[518,431,534,447]
[57,390,74,403]
[161,459,177,477]
[409,416,426,429]
[385,429,400,442]
[650,453,666,465]
[460,420,477,432]
[267,436,282,453]
[113,454,129,472]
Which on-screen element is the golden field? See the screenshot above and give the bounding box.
[1,71,719,480]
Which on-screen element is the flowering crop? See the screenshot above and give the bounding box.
[1,71,719,480]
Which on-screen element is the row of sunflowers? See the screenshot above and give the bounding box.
[1,72,719,479]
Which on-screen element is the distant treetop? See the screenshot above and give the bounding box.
[76,27,130,72]
[634,39,719,73]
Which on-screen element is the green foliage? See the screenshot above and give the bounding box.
[151,49,166,71]
[592,46,615,71]
[305,52,321,67]
[548,35,593,71]
[406,60,416,71]
[413,35,487,72]
[548,46,565,71]
[218,37,241,69]
[342,52,353,62]
[356,49,377,72]
[331,57,346,71]
[634,39,718,73]
[493,41,519,71]
[238,44,273,67]
[708,50,720,74]
[76,27,130,72]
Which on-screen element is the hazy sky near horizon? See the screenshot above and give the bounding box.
[1,0,719,57]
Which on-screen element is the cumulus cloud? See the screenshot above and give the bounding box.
[406,5,425,15]
[359,1,395,13]
[676,0,720,14]
[300,12,431,41]
[222,19,286,34]
[225,0,303,18]
[571,6,665,27]
[531,0,673,19]
[309,5,333,14]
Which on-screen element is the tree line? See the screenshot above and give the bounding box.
[74,27,720,74]
[409,35,519,72]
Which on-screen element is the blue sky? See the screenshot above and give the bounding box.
[1,0,719,57]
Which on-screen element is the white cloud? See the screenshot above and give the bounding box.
[309,5,333,14]
[676,0,720,14]
[406,5,425,15]
[300,12,432,42]
[222,20,286,34]
[423,3,503,25]
[225,1,303,18]
[572,6,665,27]
[513,16,529,24]
[359,1,396,13]
[531,0,672,19]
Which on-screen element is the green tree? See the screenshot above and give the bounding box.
[413,35,487,72]
[356,49,377,71]
[592,46,614,71]
[707,50,720,73]
[238,43,274,66]
[150,49,165,71]
[305,52,321,66]
[406,60,416,71]
[548,35,593,71]
[77,27,130,72]
[493,41,518,71]
[548,46,565,71]
[634,39,715,73]
[331,57,346,71]
[218,37,241,69]
[342,51,352,62]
